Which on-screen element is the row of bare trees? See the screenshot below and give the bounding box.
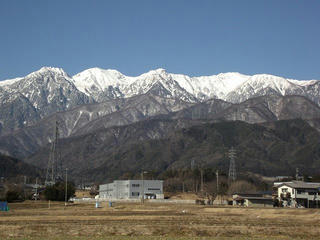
[159,168,259,197]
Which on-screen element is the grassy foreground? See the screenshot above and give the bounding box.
[0,201,319,239]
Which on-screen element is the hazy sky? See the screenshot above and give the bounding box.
[1,0,319,80]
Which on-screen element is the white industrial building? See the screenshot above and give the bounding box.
[99,180,164,200]
[274,181,320,208]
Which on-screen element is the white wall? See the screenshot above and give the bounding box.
[99,180,164,200]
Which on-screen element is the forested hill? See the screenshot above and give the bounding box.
[26,118,320,182]
[0,154,41,180]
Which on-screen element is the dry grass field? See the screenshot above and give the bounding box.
[0,201,319,240]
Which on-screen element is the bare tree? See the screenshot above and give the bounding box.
[227,180,257,195]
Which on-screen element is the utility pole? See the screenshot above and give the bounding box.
[35,177,38,202]
[216,170,219,194]
[296,168,300,180]
[24,175,27,200]
[65,168,68,207]
[200,168,204,192]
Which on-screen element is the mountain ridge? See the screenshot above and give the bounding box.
[1,66,319,136]
[2,67,319,103]
[1,94,320,161]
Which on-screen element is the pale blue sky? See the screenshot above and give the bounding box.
[0,0,319,80]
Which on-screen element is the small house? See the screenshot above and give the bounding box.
[232,193,273,207]
[274,181,320,208]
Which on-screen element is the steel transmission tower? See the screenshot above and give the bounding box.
[228,147,237,181]
[45,121,62,185]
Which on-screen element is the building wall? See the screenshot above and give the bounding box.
[114,181,130,199]
[99,180,163,200]
[295,190,319,201]
[277,185,320,201]
[277,185,295,199]
[99,182,115,199]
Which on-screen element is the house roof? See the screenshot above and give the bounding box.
[277,181,320,189]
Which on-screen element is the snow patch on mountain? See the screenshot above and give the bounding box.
[72,67,128,96]
[0,77,23,87]
[288,79,318,86]
[168,72,248,100]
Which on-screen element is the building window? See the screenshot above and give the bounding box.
[132,184,140,187]
[148,188,160,191]
[292,189,295,194]
[132,192,140,196]
[281,188,288,193]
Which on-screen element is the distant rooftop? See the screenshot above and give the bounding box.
[275,181,320,189]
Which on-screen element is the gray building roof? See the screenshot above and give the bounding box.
[277,181,320,189]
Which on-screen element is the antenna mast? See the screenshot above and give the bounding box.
[228,147,237,181]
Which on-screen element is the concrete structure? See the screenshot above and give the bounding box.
[232,193,273,207]
[99,180,164,200]
[274,181,320,208]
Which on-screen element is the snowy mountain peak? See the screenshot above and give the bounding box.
[146,68,167,74]
[245,74,297,92]
[73,67,125,80]
[71,68,128,99]
[77,67,123,76]
[216,72,248,78]
[38,66,68,75]
[25,67,71,81]
[138,68,168,79]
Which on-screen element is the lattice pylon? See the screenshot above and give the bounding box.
[228,147,236,181]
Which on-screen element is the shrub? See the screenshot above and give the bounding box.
[6,190,21,202]
[44,182,75,201]
[4,184,24,202]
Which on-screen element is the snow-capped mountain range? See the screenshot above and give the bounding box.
[1,66,319,104]
[0,66,319,136]
[71,67,319,103]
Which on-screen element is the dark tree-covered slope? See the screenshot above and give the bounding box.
[27,119,320,182]
[0,154,41,179]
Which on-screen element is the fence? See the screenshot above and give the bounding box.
[72,197,195,204]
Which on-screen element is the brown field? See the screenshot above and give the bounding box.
[0,201,319,240]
